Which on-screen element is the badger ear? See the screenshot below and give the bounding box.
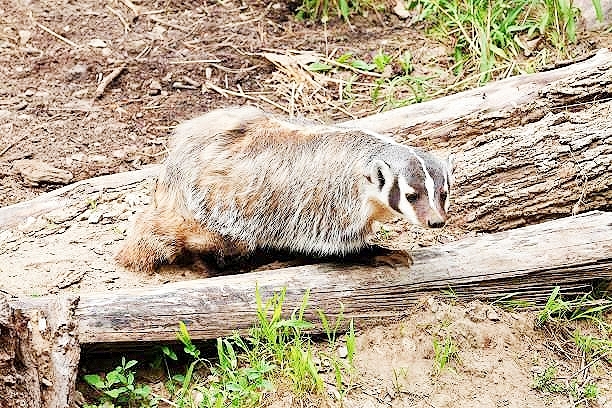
[368,160,393,192]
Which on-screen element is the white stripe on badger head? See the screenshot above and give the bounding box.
[409,149,443,219]
[443,172,450,213]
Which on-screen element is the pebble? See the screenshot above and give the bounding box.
[87,212,102,224]
[88,39,107,48]
[337,345,348,359]
[149,79,162,96]
[487,309,500,321]
[18,30,32,45]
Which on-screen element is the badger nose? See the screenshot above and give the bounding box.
[428,220,445,228]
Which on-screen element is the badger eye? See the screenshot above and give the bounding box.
[405,192,418,203]
[440,191,448,202]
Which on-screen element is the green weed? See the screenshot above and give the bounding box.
[83,289,357,407]
[532,364,565,393]
[536,286,612,330]
[492,293,535,310]
[83,357,154,408]
[406,0,596,82]
[432,335,459,374]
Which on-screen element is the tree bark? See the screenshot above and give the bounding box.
[0,295,80,408]
[9,210,609,344]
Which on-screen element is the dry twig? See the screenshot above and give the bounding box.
[106,5,131,33]
[34,21,79,48]
[93,65,127,100]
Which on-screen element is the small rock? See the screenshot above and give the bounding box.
[149,79,162,95]
[68,63,89,79]
[72,89,89,98]
[14,100,28,110]
[0,109,12,120]
[18,30,32,45]
[393,0,412,18]
[487,309,500,321]
[112,149,126,159]
[89,154,111,164]
[88,38,107,48]
[124,39,147,54]
[87,212,102,224]
[24,88,35,97]
[337,345,348,359]
[0,230,17,244]
[13,159,73,186]
[149,25,166,40]
[427,296,439,313]
[41,377,53,387]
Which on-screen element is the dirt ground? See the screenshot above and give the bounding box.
[1,0,611,407]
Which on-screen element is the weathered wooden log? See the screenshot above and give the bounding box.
[10,210,610,344]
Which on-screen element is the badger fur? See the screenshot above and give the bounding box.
[117,105,453,272]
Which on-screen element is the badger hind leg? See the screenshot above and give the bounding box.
[115,206,188,273]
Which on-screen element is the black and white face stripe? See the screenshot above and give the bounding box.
[388,177,401,213]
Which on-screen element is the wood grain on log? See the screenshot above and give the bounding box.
[0,166,158,229]
[24,211,605,343]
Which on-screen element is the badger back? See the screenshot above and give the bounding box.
[165,112,382,255]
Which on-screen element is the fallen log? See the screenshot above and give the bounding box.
[9,210,611,344]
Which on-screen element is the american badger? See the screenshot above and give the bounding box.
[117,106,453,272]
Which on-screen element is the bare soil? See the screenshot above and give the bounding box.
[1,0,611,407]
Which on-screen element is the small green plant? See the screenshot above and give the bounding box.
[318,304,346,348]
[86,197,98,210]
[492,293,535,310]
[345,318,356,366]
[432,335,459,374]
[373,50,393,73]
[532,364,565,393]
[392,367,409,393]
[296,0,382,23]
[83,357,154,408]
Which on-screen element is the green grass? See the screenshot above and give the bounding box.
[298,0,602,114]
[82,288,357,408]
[432,335,459,374]
[83,357,153,408]
[532,364,565,393]
[406,0,593,83]
[532,287,612,404]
